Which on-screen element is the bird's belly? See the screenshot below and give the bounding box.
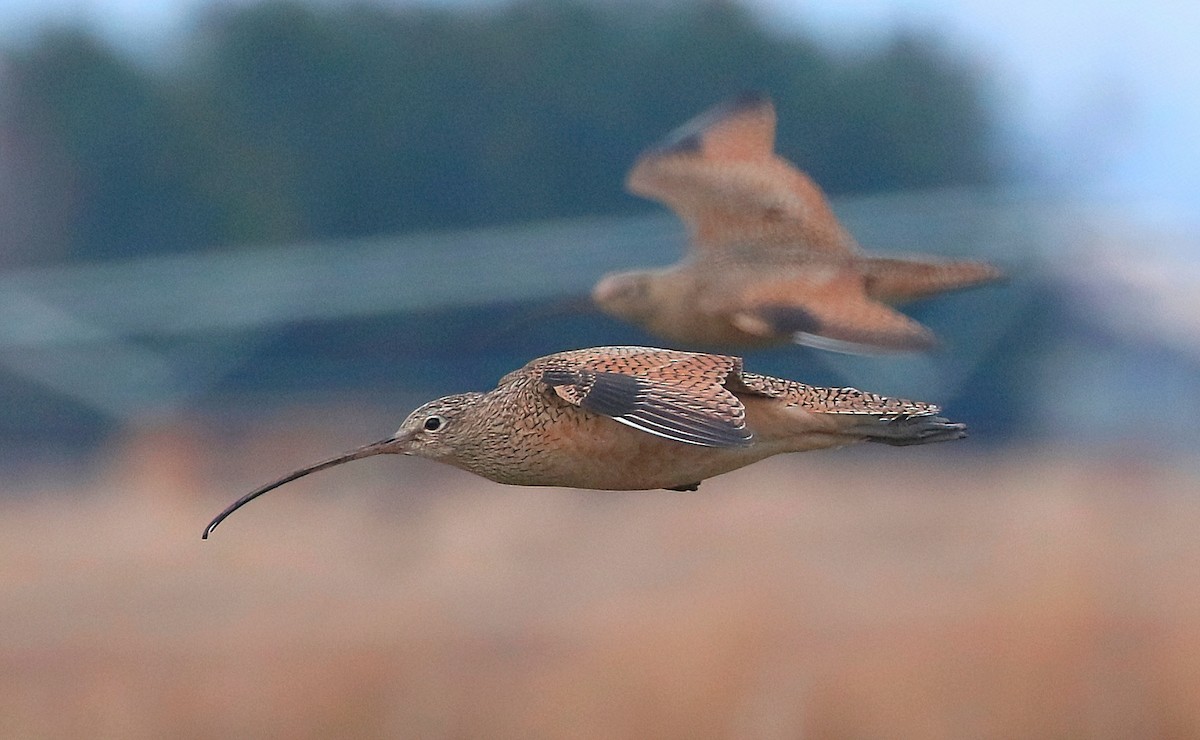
[640,284,782,349]
[643,310,779,350]
[471,409,773,490]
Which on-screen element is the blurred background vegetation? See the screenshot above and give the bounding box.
[0,0,999,266]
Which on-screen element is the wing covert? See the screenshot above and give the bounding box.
[538,348,752,448]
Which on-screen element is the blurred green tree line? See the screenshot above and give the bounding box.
[0,0,1001,265]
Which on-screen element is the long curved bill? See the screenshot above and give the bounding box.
[202,436,405,540]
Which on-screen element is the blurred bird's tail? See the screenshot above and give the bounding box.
[860,257,1003,304]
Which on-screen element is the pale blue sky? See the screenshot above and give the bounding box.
[765,0,1199,208]
[2,0,1196,216]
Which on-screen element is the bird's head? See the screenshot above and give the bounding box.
[392,392,484,462]
[202,392,483,539]
[592,270,658,323]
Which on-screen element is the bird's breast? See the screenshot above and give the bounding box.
[453,390,773,490]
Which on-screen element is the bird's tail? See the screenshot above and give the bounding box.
[854,414,967,446]
[860,257,1003,304]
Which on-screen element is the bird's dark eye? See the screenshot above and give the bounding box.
[423,416,443,431]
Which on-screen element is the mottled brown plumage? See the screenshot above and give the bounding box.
[203,346,965,538]
[594,92,1003,353]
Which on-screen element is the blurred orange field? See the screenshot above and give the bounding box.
[2,423,1199,739]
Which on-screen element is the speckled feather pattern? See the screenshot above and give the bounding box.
[734,371,938,416]
[536,346,749,446]
[205,345,968,535]
[433,346,954,491]
[535,346,938,418]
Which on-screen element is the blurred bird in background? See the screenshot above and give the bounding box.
[594,93,1004,353]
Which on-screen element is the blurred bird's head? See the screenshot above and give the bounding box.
[592,270,659,323]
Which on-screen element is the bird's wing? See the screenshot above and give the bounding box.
[626,93,856,258]
[639,92,778,163]
[539,347,752,448]
[727,269,937,354]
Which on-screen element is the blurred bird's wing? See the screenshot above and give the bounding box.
[539,347,752,447]
[626,93,856,258]
[728,270,937,354]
